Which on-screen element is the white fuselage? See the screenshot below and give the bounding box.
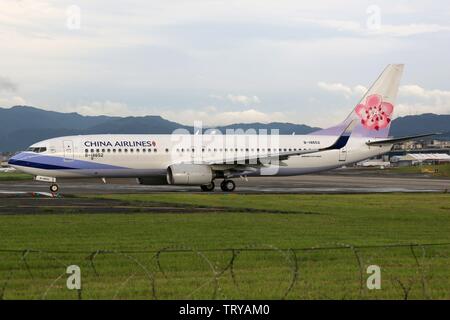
[9,134,392,180]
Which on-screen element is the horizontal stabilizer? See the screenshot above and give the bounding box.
[366,133,439,146]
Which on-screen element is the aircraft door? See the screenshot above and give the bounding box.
[63,140,74,161]
[339,147,347,162]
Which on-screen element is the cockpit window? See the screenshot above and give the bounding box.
[27,147,47,153]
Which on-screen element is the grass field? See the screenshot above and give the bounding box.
[386,163,450,178]
[0,193,449,299]
[0,172,33,181]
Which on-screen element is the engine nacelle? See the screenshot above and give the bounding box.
[166,164,213,185]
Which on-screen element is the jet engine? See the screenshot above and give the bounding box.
[166,164,213,185]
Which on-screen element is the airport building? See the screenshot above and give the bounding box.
[390,153,450,167]
[1,153,11,168]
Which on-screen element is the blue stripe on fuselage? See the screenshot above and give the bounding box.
[8,152,126,170]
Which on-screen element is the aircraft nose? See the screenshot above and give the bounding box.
[8,152,28,166]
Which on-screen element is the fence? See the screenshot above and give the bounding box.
[1,242,449,299]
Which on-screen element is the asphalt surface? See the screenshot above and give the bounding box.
[1,170,449,194]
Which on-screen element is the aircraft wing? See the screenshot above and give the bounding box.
[206,120,357,166]
[366,133,439,146]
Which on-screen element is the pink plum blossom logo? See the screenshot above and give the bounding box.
[355,94,393,131]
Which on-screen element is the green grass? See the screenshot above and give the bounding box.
[387,163,450,177]
[1,193,450,299]
[0,172,33,181]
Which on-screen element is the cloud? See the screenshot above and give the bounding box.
[226,94,260,105]
[307,17,450,37]
[369,23,450,37]
[396,84,450,116]
[0,76,24,106]
[0,95,26,107]
[1,0,449,127]
[210,94,261,105]
[399,85,450,100]
[0,76,18,92]
[161,107,288,126]
[317,81,367,98]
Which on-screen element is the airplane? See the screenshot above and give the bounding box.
[8,64,436,193]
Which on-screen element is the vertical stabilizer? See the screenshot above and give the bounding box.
[313,64,404,138]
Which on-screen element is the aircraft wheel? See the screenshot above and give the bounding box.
[220,180,236,192]
[200,181,215,192]
[50,184,59,193]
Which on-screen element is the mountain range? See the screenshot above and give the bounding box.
[1,105,449,152]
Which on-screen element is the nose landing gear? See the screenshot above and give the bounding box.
[220,179,236,192]
[50,184,59,193]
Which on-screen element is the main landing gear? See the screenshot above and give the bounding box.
[50,184,59,193]
[200,179,236,192]
[220,179,236,192]
[200,181,215,192]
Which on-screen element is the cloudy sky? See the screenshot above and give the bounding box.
[1,0,450,127]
